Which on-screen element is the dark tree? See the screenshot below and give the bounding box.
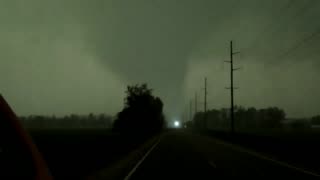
[112,83,165,135]
[259,107,286,128]
[311,115,320,125]
[20,113,112,129]
[192,106,286,131]
[290,119,311,129]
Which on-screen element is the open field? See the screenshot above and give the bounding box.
[28,128,148,179]
[202,129,320,173]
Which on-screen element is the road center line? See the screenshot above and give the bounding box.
[210,137,320,177]
[208,161,217,169]
[124,138,161,180]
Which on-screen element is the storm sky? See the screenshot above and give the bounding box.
[1,0,320,119]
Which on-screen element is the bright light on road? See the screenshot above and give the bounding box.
[174,121,180,127]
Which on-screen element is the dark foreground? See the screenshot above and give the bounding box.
[30,129,148,179]
[103,131,319,179]
[30,129,320,179]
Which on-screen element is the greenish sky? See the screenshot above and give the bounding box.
[1,0,320,119]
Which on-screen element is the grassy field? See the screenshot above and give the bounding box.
[203,129,320,173]
[28,128,148,179]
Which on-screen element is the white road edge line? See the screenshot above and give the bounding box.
[124,138,161,180]
[211,138,320,177]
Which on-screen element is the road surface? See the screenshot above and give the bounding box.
[124,131,319,179]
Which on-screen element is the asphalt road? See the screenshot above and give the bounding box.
[124,131,320,179]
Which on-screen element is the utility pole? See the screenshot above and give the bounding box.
[189,100,193,122]
[204,77,207,113]
[195,92,198,115]
[204,77,207,129]
[225,41,240,134]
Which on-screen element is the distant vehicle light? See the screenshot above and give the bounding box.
[174,121,180,127]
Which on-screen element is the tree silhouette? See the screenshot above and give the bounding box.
[311,115,320,125]
[193,106,286,130]
[112,83,165,135]
[20,114,112,129]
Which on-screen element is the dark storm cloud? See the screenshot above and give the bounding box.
[183,0,320,117]
[1,0,320,118]
[81,0,233,117]
[0,0,128,116]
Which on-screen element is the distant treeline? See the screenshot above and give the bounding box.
[311,115,320,125]
[20,113,113,129]
[189,106,320,131]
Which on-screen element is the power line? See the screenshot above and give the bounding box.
[244,0,297,52]
[246,0,316,54]
[276,27,320,60]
